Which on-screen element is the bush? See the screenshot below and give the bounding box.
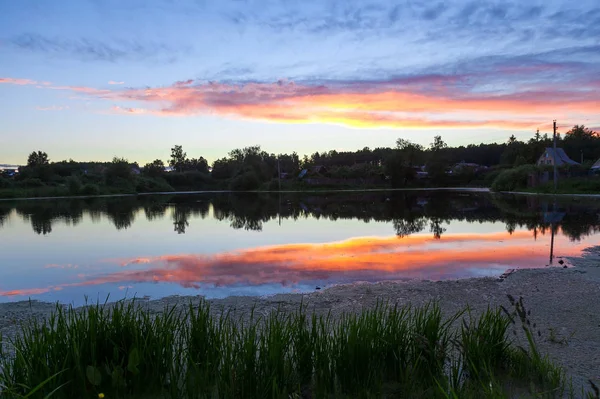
[105,157,133,183]
[164,171,211,190]
[134,177,174,193]
[267,179,280,191]
[491,165,537,192]
[18,178,44,188]
[0,176,12,189]
[66,176,82,195]
[81,183,101,196]
[229,171,261,191]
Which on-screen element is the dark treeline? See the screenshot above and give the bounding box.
[1,125,599,198]
[2,192,599,241]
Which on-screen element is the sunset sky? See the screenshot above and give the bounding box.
[1,0,599,165]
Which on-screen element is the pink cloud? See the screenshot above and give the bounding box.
[109,81,125,85]
[2,71,599,130]
[111,105,154,115]
[36,105,69,111]
[0,77,38,85]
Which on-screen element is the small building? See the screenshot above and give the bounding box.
[0,165,19,178]
[536,148,580,167]
[311,165,328,175]
[591,157,600,171]
[453,162,486,172]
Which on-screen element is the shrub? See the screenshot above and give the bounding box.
[105,157,133,183]
[164,171,211,190]
[0,176,12,189]
[229,171,261,191]
[81,183,101,196]
[19,178,44,188]
[491,165,536,192]
[107,177,136,193]
[66,176,83,195]
[266,179,279,191]
[134,177,174,193]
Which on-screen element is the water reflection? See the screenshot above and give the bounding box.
[1,191,599,303]
[1,192,599,241]
[0,230,592,299]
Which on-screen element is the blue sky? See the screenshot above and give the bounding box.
[1,0,599,165]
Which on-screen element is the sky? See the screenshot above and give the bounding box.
[1,0,599,165]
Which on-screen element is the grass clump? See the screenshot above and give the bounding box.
[0,299,571,399]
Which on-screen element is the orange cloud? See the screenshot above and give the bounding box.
[106,79,598,129]
[3,74,599,130]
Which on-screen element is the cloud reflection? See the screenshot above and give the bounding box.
[0,230,587,298]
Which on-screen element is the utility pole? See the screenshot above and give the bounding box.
[277,156,282,226]
[277,157,281,192]
[553,120,558,191]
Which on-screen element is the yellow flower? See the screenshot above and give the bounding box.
[98,394,105,399]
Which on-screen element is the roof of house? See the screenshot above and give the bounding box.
[540,148,580,166]
[592,158,600,169]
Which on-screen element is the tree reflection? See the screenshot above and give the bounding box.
[1,192,600,241]
[99,197,140,230]
[429,217,446,240]
[171,200,210,234]
[144,203,169,221]
[173,206,190,234]
[0,207,10,227]
[393,218,427,238]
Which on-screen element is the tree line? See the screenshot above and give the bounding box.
[1,124,598,197]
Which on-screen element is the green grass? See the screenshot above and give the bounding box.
[0,299,575,399]
[522,177,600,195]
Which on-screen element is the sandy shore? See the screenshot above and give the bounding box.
[2,246,600,394]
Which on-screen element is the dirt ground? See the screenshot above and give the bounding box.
[2,247,600,395]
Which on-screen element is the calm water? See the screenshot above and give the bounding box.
[1,191,599,305]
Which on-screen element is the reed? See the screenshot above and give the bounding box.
[0,298,570,398]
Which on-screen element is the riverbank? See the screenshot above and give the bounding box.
[0,186,491,202]
[1,246,600,394]
[505,190,600,198]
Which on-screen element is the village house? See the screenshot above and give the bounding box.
[536,148,580,167]
[591,157,600,173]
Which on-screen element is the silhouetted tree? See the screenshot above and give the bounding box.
[143,159,165,177]
[427,135,449,184]
[563,125,600,164]
[105,157,133,183]
[170,145,188,172]
[27,151,49,167]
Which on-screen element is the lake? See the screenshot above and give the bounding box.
[1,191,599,305]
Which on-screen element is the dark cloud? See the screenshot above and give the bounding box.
[518,6,543,19]
[387,5,402,23]
[422,3,449,21]
[9,33,188,63]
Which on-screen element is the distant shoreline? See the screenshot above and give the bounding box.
[503,190,600,198]
[0,187,491,202]
[4,186,600,202]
